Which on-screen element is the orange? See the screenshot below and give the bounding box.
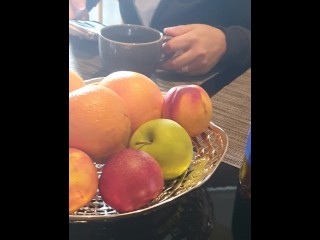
[69,84,131,163]
[69,148,98,214]
[99,71,163,135]
[69,69,85,92]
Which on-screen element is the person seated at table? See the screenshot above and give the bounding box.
[69,0,250,81]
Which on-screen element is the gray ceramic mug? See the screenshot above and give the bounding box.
[99,24,169,77]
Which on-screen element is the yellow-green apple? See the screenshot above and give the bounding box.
[162,85,213,137]
[129,118,193,180]
[69,148,98,214]
[99,148,164,213]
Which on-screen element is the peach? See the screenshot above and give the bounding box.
[69,148,99,214]
[162,85,213,137]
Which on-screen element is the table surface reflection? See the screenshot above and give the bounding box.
[69,36,251,240]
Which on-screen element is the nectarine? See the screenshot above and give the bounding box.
[162,85,213,137]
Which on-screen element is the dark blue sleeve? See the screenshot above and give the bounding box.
[87,0,101,12]
[216,26,251,72]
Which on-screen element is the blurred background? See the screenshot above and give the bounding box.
[89,0,122,25]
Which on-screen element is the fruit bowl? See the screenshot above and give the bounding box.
[69,78,228,222]
[69,123,228,222]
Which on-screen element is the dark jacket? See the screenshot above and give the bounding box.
[88,0,251,95]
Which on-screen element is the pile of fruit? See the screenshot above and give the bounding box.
[69,69,213,214]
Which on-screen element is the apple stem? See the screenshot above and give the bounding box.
[134,141,152,147]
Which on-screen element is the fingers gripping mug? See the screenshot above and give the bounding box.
[99,24,170,77]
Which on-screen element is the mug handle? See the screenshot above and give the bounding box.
[160,35,173,63]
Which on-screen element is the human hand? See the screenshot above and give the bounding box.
[69,0,89,20]
[161,24,226,76]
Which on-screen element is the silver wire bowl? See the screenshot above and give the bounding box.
[69,121,228,223]
[69,77,228,222]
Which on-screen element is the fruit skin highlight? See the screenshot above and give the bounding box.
[162,85,213,137]
[99,148,164,213]
[69,84,131,163]
[69,69,85,92]
[69,148,99,214]
[99,71,164,135]
[129,118,193,180]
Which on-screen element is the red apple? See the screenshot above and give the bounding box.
[99,148,164,213]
